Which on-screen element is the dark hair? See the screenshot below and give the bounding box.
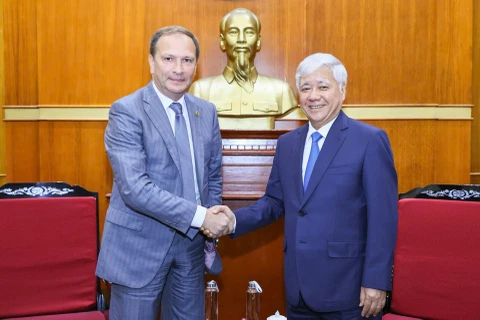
[149,26,200,60]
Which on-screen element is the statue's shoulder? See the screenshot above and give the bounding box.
[185,92,210,106]
[190,74,226,94]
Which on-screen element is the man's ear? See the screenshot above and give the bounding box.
[219,34,226,52]
[256,35,262,52]
[148,54,154,74]
[341,83,347,100]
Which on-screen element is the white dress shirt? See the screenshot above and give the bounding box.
[302,117,338,183]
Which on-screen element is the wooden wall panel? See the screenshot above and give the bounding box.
[472,0,480,181]
[366,120,436,193]
[3,0,37,105]
[4,0,472,106]
[436,0,472,104]
[5,121,39,181]
[434,120,472,184]
[365,120,471,192]
[471,175,480,184]
[36,0,147,104]
[306,0,437,104]
[0,0,5,185]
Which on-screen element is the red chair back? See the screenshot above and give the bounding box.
[391,188,480,319]
[0,183,100,318]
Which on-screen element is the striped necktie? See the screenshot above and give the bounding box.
[169,102,196,203]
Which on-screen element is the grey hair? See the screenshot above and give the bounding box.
[150,26,200,60]
[295,53,347,91]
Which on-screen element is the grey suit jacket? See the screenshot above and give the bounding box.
[96,82,223,288]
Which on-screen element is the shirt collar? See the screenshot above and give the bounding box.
[307,115,338,140]
[222,66,259,84]
[151,82,186,111]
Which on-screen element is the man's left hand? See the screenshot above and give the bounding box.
[359,286,386,318]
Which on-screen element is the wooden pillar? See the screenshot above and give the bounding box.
[0,0,6,185]
[472,0,480,184]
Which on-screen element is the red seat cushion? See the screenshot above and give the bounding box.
[4,311,106,320]
[391,198,480,319]
[0,197,98,318]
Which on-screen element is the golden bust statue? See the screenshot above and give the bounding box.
[189,8,298,130]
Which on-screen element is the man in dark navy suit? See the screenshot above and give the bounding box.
[212,53,398,319]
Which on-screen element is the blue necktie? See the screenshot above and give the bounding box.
[169,102,196,203]
[304,132,322,192]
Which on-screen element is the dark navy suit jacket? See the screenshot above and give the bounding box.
[233,110,398,312]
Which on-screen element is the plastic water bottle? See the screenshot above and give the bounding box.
[246,280,262,320]
[205,280,219,320]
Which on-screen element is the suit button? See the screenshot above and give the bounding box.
[299,210,306,216]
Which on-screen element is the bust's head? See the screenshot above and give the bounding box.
[188,8,298,130]
[220,8,261,69]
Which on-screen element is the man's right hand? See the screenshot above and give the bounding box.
[201,206,235,238]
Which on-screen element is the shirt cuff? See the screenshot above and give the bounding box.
[191,205,207,228]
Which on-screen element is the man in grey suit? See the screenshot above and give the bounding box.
[96,26,233,320]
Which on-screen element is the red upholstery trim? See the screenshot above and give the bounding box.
[4,311,106,319]
[0,197,98,318]
[382,314,421,320]
[391,198,480,319]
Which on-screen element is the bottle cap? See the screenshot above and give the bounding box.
[207,280,219,291]
[267,310,287,319]
[248,280,263,293]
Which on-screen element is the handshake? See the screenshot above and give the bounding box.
[200,205,235,238]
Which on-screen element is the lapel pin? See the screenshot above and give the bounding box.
[195,110,200,116]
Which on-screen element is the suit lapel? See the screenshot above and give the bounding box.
[185,94,204,200]
[293,125,309,202]
[142,82,182,175]
[302,111,349,204]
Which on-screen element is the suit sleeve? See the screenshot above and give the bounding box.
[361,130,398,290]
[232,138,285,237]
[105,100,196,234]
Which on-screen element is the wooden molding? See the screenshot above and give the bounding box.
[3,105,473,121]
